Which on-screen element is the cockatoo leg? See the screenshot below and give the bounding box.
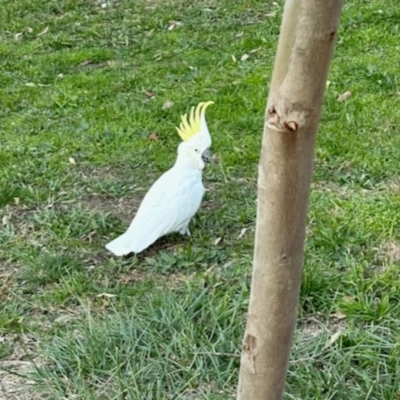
[179,225,191,236]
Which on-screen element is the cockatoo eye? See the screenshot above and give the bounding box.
[195,148,199,152]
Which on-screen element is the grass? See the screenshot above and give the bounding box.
[1,0,400,398]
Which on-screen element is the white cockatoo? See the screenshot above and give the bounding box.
[105,101,214,256]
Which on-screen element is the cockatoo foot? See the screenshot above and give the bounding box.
[180,227,191,236]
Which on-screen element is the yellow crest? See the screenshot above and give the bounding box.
[176,101,214,141]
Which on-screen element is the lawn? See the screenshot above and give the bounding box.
[1,0,400,399]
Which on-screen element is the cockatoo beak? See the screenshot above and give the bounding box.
[201,148,212,164]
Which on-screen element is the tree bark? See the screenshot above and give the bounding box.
[237,1,343,399]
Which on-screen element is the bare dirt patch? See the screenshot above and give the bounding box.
[0,334,44,400]
[80,194,142,224]
[376,240,400,266]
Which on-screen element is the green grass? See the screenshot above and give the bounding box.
[1,0,400,398]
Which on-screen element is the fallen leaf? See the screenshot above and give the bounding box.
[96,293,117,298]
[236,32,244,38]
[337,91,352,102]
[87,231,96,242]
[27,27,33,33]
[212,153,220,163]
[326,80,331,89]
[148,133,159,141]
[213,237,222,246]
[168,20,182,31]
[231,54,237,62]
[37,26,49,37]
[162,100,174,110]
[332,311,346,320]
[25,82,36,87]
[326,331,342,347]
[14,32,23,41]
[239,228,247,238]
[241,53,249,61]
[222,261,234,269]
[73,329,84,340]
[14,197,20,205]
[250,48,260,53]
[69,157,76,165]
[145,90,155,98]
[205,265,215,275]
[54,315,72,324]
[57,73,64,79]
[342,295,356,303]
[2,215,10,225]
[78,60,94,67]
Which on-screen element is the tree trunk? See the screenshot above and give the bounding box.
[237,1,343,399]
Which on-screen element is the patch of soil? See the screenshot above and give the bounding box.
[80,194,142,224]
[376,240,400,266]
[0,334,44,400]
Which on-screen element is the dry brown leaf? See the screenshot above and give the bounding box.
[168,20,182,31]
[148,133,159,141]
[87,231,96,242]
[96,293,117,298]
[239,228,247,238]
[342,295,356,303]
[69,157,76,165]
[222,261,234,269]
[162,100,174,110]
[79,60,92,67]
[37,26,49,37]
[213,237,222,246]
[337,91,352,102]
[326,331,342,347]
[145,90,155,98]
[332,311,346,320]
[212,153,220,163]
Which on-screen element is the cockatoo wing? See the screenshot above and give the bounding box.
[105,168,204,255]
